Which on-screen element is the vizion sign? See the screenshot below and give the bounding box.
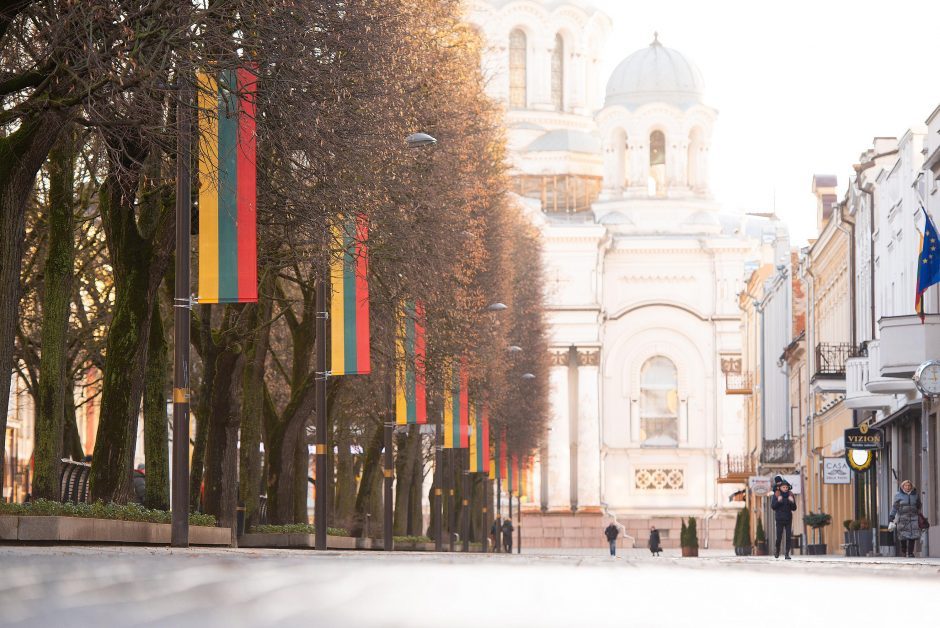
[844,424,884,451]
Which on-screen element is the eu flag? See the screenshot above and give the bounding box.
[915,207,940,322]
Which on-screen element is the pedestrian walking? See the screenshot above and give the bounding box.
[648,526,662,556]
[604,521,620,557]
[502,517,514,554]
[491,515,502,553]
[771,478,797,559]
[889,479,926,558]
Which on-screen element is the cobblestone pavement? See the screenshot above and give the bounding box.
[1,545,938,628]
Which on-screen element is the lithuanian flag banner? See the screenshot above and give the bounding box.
[479,405,490,474]
[330,214,370,375]
[499,431,508,480]
[468,402,478,472]
[443,359,469,448]
[395,301,426,425]
[197,68,257,304]
[511,454,519,494]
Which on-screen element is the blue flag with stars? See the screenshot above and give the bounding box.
[915,207,940,322]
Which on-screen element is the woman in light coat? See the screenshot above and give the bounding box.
[889,479,923,558]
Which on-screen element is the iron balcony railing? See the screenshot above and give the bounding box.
[760,438,794,465]
[725,372,753,395]
[814,342,854,377]
[718,454,755,483]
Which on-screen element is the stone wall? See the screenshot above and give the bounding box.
[520,510,737,549]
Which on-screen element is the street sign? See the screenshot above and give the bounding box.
[748,476,771,494]
[823,458,851,484]
[844,424,884,450]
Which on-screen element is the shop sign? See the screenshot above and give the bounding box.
[823,458,851,484]
[844,424,884,450]
[748,476,771,494]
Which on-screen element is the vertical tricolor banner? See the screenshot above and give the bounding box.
[479,405,490,474]
[197,68,257,304]
[330,214,370,375]
[395,301,426,424]
[468,402,478,472]
[498,430,508,481]
[511,454,519,495]
[443,359,469,449]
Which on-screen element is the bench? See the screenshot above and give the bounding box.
[58,459,91,503]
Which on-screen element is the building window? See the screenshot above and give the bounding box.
[649,130,666,196]
[640,356,678,447]
[509,29,527,110]
[551,34,564,112]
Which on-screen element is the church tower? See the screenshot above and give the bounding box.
[466,2,776,550]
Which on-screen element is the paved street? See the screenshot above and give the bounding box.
[1,546,938,627]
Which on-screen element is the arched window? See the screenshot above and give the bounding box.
[612,128,629,190]
[687,127,702,190]
[639,356,678,447]
[551,34,564,112]
[648,130,666,196]
[509,29,527,110]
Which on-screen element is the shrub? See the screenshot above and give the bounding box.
[682,517,699,549]
[733,509,745,547]
[755,516,766,543]
[249,524,349,536]
[803,512,832,529]
[680,519,688,547]
[740,509,751,547]
[0,499,216,527]
[393,535,432,544]
[858,517,871,530]
[843,519,854,531]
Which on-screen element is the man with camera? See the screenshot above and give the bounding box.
[771,476,797,559]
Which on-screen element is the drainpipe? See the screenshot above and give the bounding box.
[802,257,819,517]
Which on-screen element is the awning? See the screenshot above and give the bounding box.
[871,402,921,431]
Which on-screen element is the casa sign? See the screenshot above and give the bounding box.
[823,458,851,484]
[844,424,884,451]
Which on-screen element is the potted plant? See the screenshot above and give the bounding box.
[733,509,752,556]
[754,516,768,556]
[842,519,860,556]
[681,516,699,557]
[803,512,832,555]
[856,517,873,556]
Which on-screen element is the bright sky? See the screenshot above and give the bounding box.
[593,0,940,244]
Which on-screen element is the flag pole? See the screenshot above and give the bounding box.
[171,78,192,548]
[435,408,443,551]
[315,277,328,550]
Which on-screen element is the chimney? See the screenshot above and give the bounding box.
[811,174,838,232]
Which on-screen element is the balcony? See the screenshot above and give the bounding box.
[724,372,753,395]
[865,338,916,395]
[717,454,755,484]
[811,342,852,392]
[878,314,940,377]
[845,352,894,410]
[760,438,794,466]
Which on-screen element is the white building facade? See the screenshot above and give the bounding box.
[467,0,774,548]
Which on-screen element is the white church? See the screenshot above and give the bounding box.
[467,0,786,549]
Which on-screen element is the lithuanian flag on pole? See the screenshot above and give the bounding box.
[330,214,370,375]
[197,68,257,304]
[395,301,426,425]
[468,402,478,471]
[443,359,469,448]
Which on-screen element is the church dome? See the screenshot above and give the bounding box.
[605,34,704,109]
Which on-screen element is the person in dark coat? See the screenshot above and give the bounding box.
[771,479,797,559]
[604,521,620,557]
[132,464,146,504]
[490,516,502,552]
[501,518,514,553]
[648,526,662,556]
[889,479,924,557]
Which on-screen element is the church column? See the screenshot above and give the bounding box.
[547,350,571,510]
[569,50,586,113]
[577,349,601,508]
[567,346,579,511]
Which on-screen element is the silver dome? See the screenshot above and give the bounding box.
[605,34,705,109]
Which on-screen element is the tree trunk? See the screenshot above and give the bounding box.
[190,305,215,511]
[0,113,63,493]
[394,426,421,535]
[352,422,384,537]
[32,130,76,500]
[334,425,356,529]
[204,321,246,530]
[89,159,174,503]
[63,388,83,461]
[239,280,272,528]
[142,302,169,510]
[409,439,424,536]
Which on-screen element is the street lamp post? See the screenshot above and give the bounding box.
[171,80,192,548]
